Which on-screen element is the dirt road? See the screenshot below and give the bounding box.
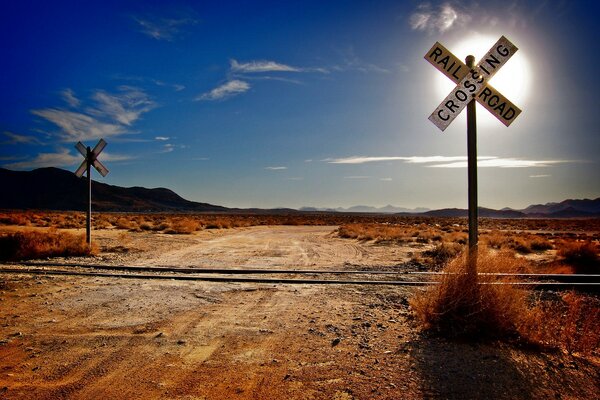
[1,226,598,399]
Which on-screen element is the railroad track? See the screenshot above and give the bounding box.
[1,261,599,290]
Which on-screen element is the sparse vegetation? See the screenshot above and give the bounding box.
[0,229,96,261]
[410,249,599,355]
[557,241,599,274]
[410,250,530,338]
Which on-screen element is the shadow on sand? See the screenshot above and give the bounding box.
[408,334,591,400]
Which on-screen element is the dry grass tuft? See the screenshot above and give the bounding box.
[410,250,528,339]
[411,249,599,354]
[422,243,464,267]
[164,218,200,234]
[557,241,599,274]
[520,292,600,354]
[0,229,97,261]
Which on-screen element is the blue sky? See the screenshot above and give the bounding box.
[1,0,599,209]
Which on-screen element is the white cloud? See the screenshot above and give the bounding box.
[429,158,570,168]
[231,59,300,73]
[380,178,393,181]
[31,108,125,141]
[326,155,572,169]
[89,86,155,126]
[325,155,493,164]
[530,174,551,178]
[134,15,198,41]
[265,166,287,170]
[60,88,80,107]
[2,131,42,145]
[3,148,80,169]
[410,2,471,34]
[196,80,250,101]
[155,136,170,141]
[32,86,155,142]
[343,176,370,179]
[98,151,134,162]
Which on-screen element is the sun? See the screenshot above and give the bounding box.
[435,33,531,108]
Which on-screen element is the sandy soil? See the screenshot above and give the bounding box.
[1,226,598,399]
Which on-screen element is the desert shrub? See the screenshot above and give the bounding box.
[557,241,599,273]
[0,229,96,261]
[530,237,553,251]
[164,218,200,234]
[423,242,463,267]
[511,238,532,254]
[114,217,134,230]
[411,250,599,354]
[410,251,528,338]
[519,292,600,354]
[0,213,32,226]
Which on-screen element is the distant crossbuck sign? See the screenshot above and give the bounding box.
[425,36,521,131]
[75,139,109,178]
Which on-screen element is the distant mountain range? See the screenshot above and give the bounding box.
[299,205,431,214]
[1,167,599,218]
[0,167,227,212]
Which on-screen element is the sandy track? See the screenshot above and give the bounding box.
[1,226,598,399]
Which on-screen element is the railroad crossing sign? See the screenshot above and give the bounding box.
[424,35,523,273]
[425,36,521,131]
[74,138,109,245]
[75,138,109,178]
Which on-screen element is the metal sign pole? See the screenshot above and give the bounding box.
[86,146,92,246]
[466,55,478,274]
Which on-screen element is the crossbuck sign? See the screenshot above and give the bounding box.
[425,36,521,131]
[424,35,523,272]
[74,138,109,245]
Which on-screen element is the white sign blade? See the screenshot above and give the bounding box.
[92,138,107,157]
[75,142,87,157]
[92,159,109,177]
[74,160,87,178]
[429,67,487,131]
[428,36,519,131]
[475,35,518,82]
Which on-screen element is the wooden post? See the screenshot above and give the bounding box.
[466,55,478,274]
[86,146,92,246]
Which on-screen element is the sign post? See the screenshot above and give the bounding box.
[424,36,522,272]
[74,139,109,245]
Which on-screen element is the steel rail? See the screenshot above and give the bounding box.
[1,266,599,290]
[8,261,600,283]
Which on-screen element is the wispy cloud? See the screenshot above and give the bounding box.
[429,159,570,168]
[326,155,573,168]
[31,109,125,141]
[230,59,301,73]
[196,80,250,101]
[32,86,155,142]
[89,86,155,126]
[2,131,42,145]
[3,147,133,170]
[60,88,80,108]
[530,174,551,178]
[133,15,198,41]
[325,156,489,164]
[331,46,389,74]
[265,166,287,170]
[343,176,370,179]
[3,148,80,169]
[380,177,393,181]
[409,2,471,34]
[155,136,170,141]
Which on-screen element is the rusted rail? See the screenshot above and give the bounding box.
[1,262,599,290]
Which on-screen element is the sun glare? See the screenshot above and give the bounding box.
[435,33,531,107]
